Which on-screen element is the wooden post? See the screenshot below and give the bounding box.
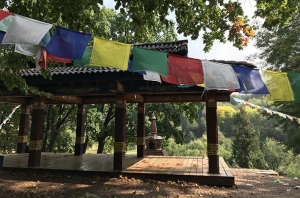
[74,104,86,156]
[206,91,219,173]
[113,93,126,170]
[28,97,45,167]
[17,104,30,153]
[137,102,145,158]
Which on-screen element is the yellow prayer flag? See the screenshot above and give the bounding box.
[90,37,131,70]
[261,70,294,101]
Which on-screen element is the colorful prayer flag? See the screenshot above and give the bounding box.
[287,115,294,121]
[161,54,204,85]
[202,61,240,90]
[0,15,14,32]
[128,60,146,74]
[73,47,92,67]
[40,31,51,47]
[36,48,72,70]
[15,44,40,56]
[0,30,9,46]
[232,65,269,94]
[90,37,130,70]
[287,72,300,103]
[0,9,13,20]
[261,70,294,101]
[2,15,52,45]
[45,27,91,59]
[132,46,168,77]
[143,71,161,83]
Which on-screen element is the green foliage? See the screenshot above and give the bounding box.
[233,107,265,169]
[284,155,300,177]
[146,103,201,144]
[166,134,232,164]
[103,136,114,154]
[249,13,300,152]
[114,0,256,51]
[255,0,300,30]
[262,138,292,171]
[166,137,206,156]
[52,130,74,153]
[0,104,21,153]
[217,105,236,137]
[218,132,233,164]
[262,138,300,177]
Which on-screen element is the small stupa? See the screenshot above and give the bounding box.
[145,113,168,156]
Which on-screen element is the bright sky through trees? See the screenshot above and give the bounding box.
[103,0,259,62]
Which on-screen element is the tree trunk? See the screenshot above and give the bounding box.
[42,106,53,152]
[95,104,115,154]
[47,130,59,152]
[83,135,89,154]
[46,105,75,152]
[97,136,106,154]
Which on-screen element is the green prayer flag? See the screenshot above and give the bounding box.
[0,15,14,32]
[133,46,168,77]
[288,72,300,103]
[73,47,92,67]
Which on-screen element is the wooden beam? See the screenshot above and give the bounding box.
[108,82,124,93]
[0,97,29,104]
[50,95,83,104]
[144,94,206,103]
[125,93,144,103]
[84,96,116,104]
[82,91,230,104]
[216,93,231,102]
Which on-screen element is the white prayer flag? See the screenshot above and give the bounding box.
[143,71,161,83]
[35,48,42,70]
[15,44,40,56]
[202,60,240,90]
[2,15,52,45]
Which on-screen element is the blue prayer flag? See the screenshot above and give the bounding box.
[45,27,91,59]
[232,65,269,94]
[128,60,146,74]
[0,30,8,46]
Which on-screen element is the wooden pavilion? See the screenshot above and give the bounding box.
[0,40,253,185]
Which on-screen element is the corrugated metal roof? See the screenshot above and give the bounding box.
[133,40,188,56]
[21,67,121,76]
[21,40,189,76]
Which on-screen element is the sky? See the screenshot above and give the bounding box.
[103,0,259,62]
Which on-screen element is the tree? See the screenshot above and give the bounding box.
[0,104,21,153]
[250,13,300,153]
[232,107,265,169]
[42,105,76,152]
[1,0,298,93]
[262,138,293,171]
[217,105,236,137]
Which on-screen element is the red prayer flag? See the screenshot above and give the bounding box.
[39,48,72,69]
[0,10,13,20]
[161,54,204,85]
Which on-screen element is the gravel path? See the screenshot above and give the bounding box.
[0,168,299,197]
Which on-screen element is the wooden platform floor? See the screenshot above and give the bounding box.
[2,153,234,186]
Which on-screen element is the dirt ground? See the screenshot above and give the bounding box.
[0,168,300,198]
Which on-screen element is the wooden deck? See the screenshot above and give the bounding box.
[1,153,234,186]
